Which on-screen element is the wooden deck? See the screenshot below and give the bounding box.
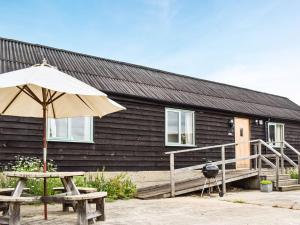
[136,169,258,199]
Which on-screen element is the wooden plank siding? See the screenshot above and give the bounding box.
[0,95,299,171]
[250,118,300,165]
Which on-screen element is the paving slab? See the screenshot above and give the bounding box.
[20,190,300,225]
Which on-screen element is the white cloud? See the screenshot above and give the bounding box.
[208,62,300,106]
[144,0,178,28]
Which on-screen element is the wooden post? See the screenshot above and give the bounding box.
[96,197,105,221]
[258,142,262,178]
[275,155,280,191]
[170,153,175,197]
[77,200,88,225]
[298,155,300,184]
[254,144,258,171]
[221,146,226,195]
[280,142,284,174]
[9,203,21,225]
[42,89,48,220]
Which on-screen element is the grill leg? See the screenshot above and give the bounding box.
[201,178,208,197]
[214,178,224,197]
[208,179,211,196]
[214,178,221,192]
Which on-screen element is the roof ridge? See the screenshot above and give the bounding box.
[0,36,293,102]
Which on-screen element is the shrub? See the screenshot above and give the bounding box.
[0,156,136,200]
[260,179,272,185]
[12,156,57,172]
[88,173,137,201]
[287,168,299,179]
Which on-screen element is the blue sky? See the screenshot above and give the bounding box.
[1,0,300,104]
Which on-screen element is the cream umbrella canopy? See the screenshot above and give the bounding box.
[0,59,125,219]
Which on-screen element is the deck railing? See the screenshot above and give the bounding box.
[281,141,300,183]
[164,139,297,197]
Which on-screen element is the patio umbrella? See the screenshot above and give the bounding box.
[0,59,126,219]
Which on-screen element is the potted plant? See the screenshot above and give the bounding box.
[260,179,273,192]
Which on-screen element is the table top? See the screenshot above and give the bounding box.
[3,171,85,178]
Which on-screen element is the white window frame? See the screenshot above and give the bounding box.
[267,122,285,148]
[47,117,94,143]
[165,108,195,147]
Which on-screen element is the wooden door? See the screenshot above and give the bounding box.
[235,117,250,169]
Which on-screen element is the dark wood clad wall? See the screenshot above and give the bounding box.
[284,122,300,162]
[250,119,300,163]
[0,95,299,171]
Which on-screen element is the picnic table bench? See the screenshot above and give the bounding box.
[0,188,30,196]
[53,187,97,194]
[64,192,107,225]
[0,195,40,225]
[53,186,98,212]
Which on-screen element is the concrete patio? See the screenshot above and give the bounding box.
[20,190,300,225]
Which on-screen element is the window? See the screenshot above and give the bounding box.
[240,128,244,137]
[47,117,93,143]
[268,122,284,148]
[165,108,195,146]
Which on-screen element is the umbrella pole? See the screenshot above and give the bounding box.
[43,105,48,220]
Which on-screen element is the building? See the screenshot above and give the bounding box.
[0,37,300,171]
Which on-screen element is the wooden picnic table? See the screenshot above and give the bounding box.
[2,172,107,225]
[4,171,85,220]
[4,171,85,198]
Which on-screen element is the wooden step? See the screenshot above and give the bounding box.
[273,179,298,186]
[279,184,300,192]
[261,174,290,181]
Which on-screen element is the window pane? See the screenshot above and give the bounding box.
[48,118,68,138]
[70,117,91,141]
[181,112,193,145]
[167,111,179,143]
[276,124,283,143]
[269,124,275,144]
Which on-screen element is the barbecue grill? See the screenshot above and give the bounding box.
[201,161,223,197]
[202,162,219,178]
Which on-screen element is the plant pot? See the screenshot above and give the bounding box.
[260,183,273,192]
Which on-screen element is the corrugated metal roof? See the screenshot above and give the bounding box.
[1,37,300,121]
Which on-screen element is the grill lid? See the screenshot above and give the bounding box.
[202,161,219,178]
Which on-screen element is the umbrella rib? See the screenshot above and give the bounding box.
[47,90,57,118]
[19,85,43,105]
[1,86,26,114]
[47,90,57,102]
[76,94,95,112]
[46,91,58,104]
[51,101,56,118]
[46,89,51,101]
[47,92,66,105]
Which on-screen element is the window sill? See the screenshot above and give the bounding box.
[165,144,197,147]
[270,145,286,149]
[47,139,94,144]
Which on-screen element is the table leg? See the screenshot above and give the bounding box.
[6,179,27,218]
[12,179,27,197]
[61,177,80,212]
[61,177,80,195]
